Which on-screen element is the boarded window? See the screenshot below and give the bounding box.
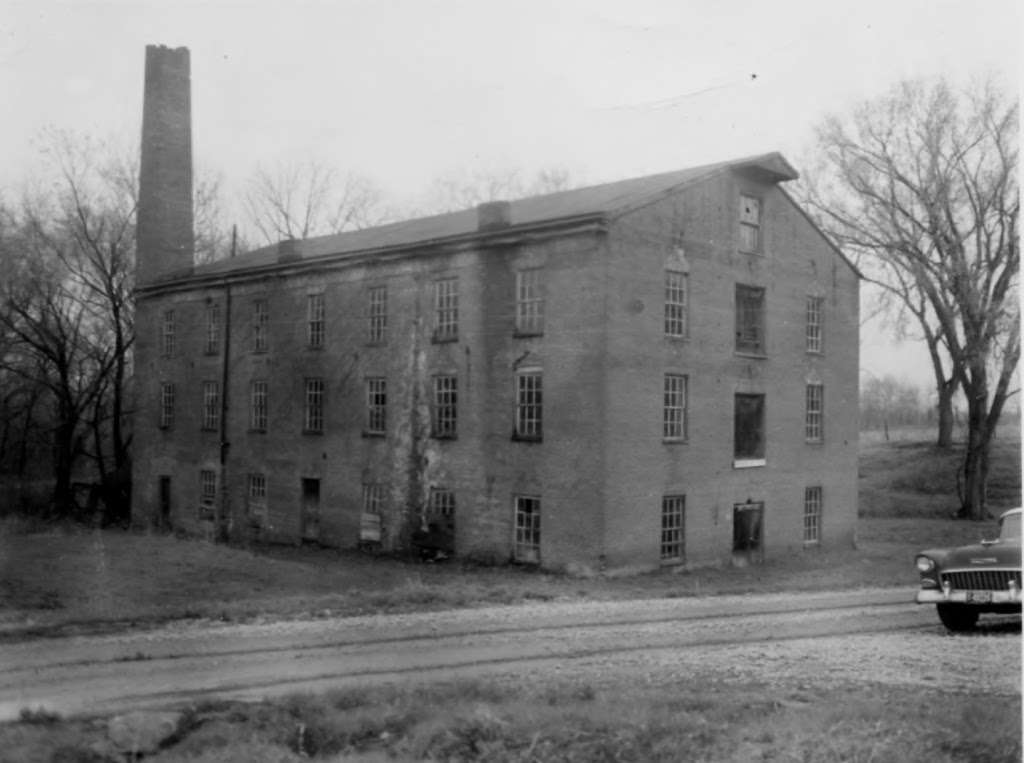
[739,194,761,252]
[735,285,765,354]
[734,393,765,463]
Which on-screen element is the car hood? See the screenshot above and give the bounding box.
[934,541,1022,568]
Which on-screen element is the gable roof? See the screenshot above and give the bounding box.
[190,152,801,279]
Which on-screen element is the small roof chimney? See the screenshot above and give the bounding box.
[476,201,511,232]
[277,238,301,263]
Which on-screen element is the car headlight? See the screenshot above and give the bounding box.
[915,555,935,573]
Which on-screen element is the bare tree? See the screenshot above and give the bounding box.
[803,77,1019,519]
[419,166,577,214]
[242,160,386,244]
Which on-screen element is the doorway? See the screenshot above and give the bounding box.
[733,501,764,565]
[158,476,172,529]
[301,478,320,542]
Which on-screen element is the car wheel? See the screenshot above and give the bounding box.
[936,603,979,632]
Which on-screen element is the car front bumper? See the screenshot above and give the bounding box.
[916,589,1022,605]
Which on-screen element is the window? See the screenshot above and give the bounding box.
[515,268,544,335]
[253,299,268,352]
[434,278,459,341]
[201,381,220,431]
[661,495,686,562]
[664,271,688,337]
[429,488,456,519]
[514,370,542,440]
[805,383,823,442]
[301,478,320,541]
[304,378,324,433]
[735,285,766,355]
[250,380,267,432]
[307,293,324,348]
[806,296,824,353]
[514,495,541,563]
[363,483,385,515]
[365,377,387,435]
[367,286,387,344]
[205,302,221,354]
[734,393,765,465]
[432,375,457,438]
[199,469,217,520]
[663,374,688,441]
[159,382,175,429]
[804,486,822,545]
[161,310,176,357]
[248,473,267,525]
[739,194,761,252]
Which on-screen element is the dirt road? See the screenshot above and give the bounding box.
[1,588,1018,720]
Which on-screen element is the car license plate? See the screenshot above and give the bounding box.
[966,591,992,604]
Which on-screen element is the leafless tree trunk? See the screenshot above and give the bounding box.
[803,76,1019,519]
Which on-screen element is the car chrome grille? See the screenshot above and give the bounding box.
[941,569,1021,591]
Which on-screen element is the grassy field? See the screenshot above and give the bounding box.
[0,428,1020,761]
[5,680,1020,763]
[1,427,1019,638]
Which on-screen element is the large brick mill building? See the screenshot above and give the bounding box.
[132,45,860,573]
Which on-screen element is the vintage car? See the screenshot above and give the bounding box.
[915,507,1022,631]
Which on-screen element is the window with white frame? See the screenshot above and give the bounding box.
[162,310,176,357]
[248,472,267,524]
[432,375,457,438]
[201,381,220,431]
[734,393,765,465]
[735,284,766,355]
[205,302,221,354]
[739,194,762,253]
[307,293,324,348]
[429,487,456,519]
[250,380,267,432]
[515,269,544,335]
[803,486,822,545]
[365,377,387,435]
[665,271,688,337]
[159,382,175,429]
[434,277,459,341]
[253,299,268,353]
[304,377,324,433]
[661,495,685,562]
[805,383,823,442]
[663,374,688,441]
[367,286,387,343]
[514,370,542,440]
[514,495,541,563]
[199,469,217,520]
[806,296,824,353]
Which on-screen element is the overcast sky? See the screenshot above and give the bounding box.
[1,0,1019,388]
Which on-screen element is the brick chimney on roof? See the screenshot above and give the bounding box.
[137,45,194,284]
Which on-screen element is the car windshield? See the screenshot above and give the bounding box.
[999,513,1021,542]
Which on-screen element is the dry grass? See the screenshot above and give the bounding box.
[2,680,1019,762]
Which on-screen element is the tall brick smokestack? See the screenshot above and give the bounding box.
[137,45,194,284]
